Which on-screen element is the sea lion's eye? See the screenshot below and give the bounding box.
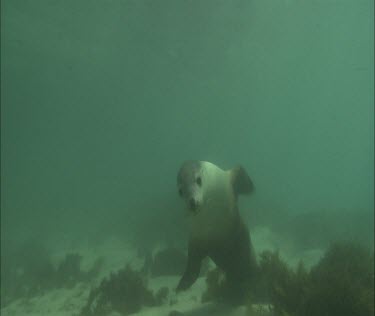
[178,188,183,196]
[196,177,202,186]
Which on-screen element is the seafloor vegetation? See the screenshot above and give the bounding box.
[203,241,374,316]
[0,241,102,307]
[80,264,168,316]
[1,241,373,316]
[79,246,213,316]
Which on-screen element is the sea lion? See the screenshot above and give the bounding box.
[176,160,257,303]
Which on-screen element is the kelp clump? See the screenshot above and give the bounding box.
[80,264,167,316]
[302,242,374,316]
[256,242,374,316]
[255,250,309,315]
[1,242,56,306]
[201,254,287,306]
[1,241,101,307]
[201,242,374,316]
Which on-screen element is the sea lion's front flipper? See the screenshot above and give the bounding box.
[176,239,206,292]
[230,166,255,195]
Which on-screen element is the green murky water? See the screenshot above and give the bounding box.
[1,1,373,315]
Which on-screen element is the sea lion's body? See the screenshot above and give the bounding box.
[176,161,257,303]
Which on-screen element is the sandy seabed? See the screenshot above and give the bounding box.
[1,226,323,316]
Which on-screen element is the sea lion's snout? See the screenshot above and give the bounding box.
[188,198,199,212]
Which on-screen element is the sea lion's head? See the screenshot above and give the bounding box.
[177,160,204,214]
[177,160,255,216]
[175,160,257,295]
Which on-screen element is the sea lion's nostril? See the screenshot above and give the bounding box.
[189,198,196,210]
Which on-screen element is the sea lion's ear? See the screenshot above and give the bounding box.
[230,166,255,195]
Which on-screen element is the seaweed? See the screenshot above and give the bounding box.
[80,264,164,316]
[201,252,280,306]
[302,242,374,316]
[0,242,102,307]
[1,242,56,306]
[255,242,374,316]
[200,242,374,316]
[255,250,308,315]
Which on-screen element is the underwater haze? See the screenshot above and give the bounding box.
[1,1,374,312]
